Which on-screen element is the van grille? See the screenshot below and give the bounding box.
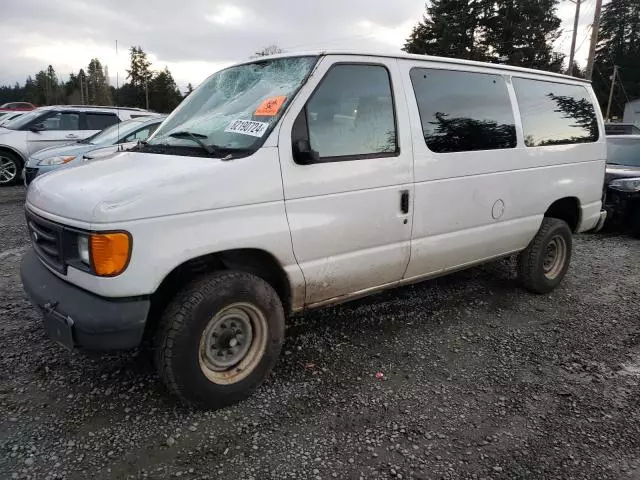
[26,211,65,273]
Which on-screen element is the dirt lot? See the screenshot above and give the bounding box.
[1,184,640,480]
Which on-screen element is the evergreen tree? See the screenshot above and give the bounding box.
[149,67,182,113]
[593,0,640,118]
[403,0,488,60]
[403,0,564,72]
[123,46,153,109]
[86,58,112,105]
[126,46,153,88]
[185,83,194,97]
[483,0,564,71]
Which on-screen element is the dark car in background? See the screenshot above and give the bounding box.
[604,134,640,237]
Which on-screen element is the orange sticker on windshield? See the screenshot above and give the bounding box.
[255,96,287,116]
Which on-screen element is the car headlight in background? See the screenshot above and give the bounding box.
[609,177,640,193]
[75,231,131,276]
[37,155,76,166]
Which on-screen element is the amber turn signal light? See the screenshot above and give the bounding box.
[89,232,131,276]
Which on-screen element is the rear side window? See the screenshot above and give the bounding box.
[409,68,516,153]
[513,78,598,146]
[86,113,119,130]
[296,64,398,162]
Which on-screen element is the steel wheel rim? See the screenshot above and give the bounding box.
[0,156,17,184]
[198,302,268,385]
[542,235,567,280]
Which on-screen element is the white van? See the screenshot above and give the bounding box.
[21,51,607,408]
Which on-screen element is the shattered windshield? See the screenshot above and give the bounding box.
[146,56,318,155]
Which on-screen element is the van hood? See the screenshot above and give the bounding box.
[26,149,282,224]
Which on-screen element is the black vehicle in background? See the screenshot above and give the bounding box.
[604,134,640,238]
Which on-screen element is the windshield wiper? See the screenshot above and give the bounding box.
[168,131,216,155]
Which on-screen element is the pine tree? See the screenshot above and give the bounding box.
[87,58,112,105]
[403,0,488,60]
[149,67,183,113]
[185,83,194,97]
[126,46,153,88]
[593,0,640,118]
[404,0,564,72]
[483,0,564,71]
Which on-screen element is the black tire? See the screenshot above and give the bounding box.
[517,217,572,294]
[0,150,21,186]
[630,207,640,239]
[154,271,285,409]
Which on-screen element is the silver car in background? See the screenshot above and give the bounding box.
[24,115,166,186]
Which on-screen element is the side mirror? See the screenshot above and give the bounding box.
[293,139,320,165]
[29,123,45,132]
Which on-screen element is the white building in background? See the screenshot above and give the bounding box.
[624,98,640,125]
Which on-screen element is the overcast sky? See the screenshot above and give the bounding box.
[1,0,594,91]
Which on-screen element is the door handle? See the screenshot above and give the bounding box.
[400,190,409,214]
[65,134,78,139]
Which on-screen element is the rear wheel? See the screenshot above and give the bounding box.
[155,271,285,409]
[518,218,572,294]
[0,151,21,186]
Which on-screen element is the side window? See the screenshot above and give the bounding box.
[513,78,598,146]
[409,68,516,153]
[39,112,80,131]
[295,64,398,162]
[86,113,119,130]
[123,126,152,143]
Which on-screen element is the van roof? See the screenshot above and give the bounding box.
[240,50,591,84]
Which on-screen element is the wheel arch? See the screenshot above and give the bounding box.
[145,248,293,338]
[544,196,581,232]
[0,144,27,165]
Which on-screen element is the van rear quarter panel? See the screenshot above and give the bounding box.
[398,59,606,279]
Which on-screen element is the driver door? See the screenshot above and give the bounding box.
[26,111,83,155]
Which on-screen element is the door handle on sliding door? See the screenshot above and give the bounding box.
[400,190,409,214]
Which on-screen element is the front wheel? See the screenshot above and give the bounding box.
[0,151,21,186]
[518,217,572,294]
[155,271,285,409]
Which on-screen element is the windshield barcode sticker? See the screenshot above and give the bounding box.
[225,119,269,137]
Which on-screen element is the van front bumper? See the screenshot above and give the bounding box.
[20,249,150,350]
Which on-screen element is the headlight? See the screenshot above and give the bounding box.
[37,155,76,166]
[77,234,90,265]
[609,177,640,193]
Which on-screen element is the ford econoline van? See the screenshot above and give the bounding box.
[21,51,607,408]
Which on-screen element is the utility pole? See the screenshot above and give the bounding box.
[145,81,149,110]
[79,74,84,104]
[568,0,581,76]
[605,65,618,121]
[585,0,603,80]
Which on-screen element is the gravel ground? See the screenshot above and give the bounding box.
[1,184,640,480]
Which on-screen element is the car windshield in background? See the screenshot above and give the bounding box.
[83,119,148,146]
[3,109,44,130]
[146,56,318,155]
[607,138,640,167]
